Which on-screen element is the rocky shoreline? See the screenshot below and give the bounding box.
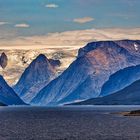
[120,110,140,116]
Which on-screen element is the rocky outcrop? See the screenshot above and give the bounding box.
[48,59,61,68]
[0,52,8,69]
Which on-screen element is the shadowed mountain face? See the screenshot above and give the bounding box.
[0,75,25,105]
[13,54,56,103]
[48,59,61,68]
[0,102,6,106]
[31,40,140,106]
[75,79,140,105]
[100,65,140,97]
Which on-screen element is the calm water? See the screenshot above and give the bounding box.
[0,105,140,140]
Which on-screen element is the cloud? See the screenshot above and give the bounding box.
[45,4,59,8]
[0,22,9,26]
[1,28,140,47]
[73,17,94,24]
[15,23,30,28]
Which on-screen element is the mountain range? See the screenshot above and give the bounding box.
[0,39,140,106]
[31,40,140,105]
[0,47,77,86]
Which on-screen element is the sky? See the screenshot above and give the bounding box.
[0,0,140,38]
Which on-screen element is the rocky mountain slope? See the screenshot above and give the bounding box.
[100,65,140,97]
[74,79,140,105]
[0,75,25,105]
[13,54,56,103]
[31,40,140,105]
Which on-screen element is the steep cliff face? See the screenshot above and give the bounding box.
[0,75,25,105]
[13,54,56,103]
[31,40,140,105]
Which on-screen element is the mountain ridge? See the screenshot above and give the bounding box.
[73,79,140,105]
[31,40,140,105]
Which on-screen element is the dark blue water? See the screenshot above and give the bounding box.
[0,106,140,140]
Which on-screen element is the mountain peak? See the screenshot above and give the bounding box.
[14,53,56,102]
[31,54,50,66]
[35,54,48,61]
[28,54,55,74]
[78,40,140,58]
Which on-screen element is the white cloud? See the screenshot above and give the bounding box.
[73,17,94,23]
[15,23,30,28]
[45,4,59,8]
[1,28,140,47]
[0,22,9,26]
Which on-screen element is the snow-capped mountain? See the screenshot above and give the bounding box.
[0,47,77,86]
[31,40,140,105]
[0,75,25,105]
[13,54,56,103]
